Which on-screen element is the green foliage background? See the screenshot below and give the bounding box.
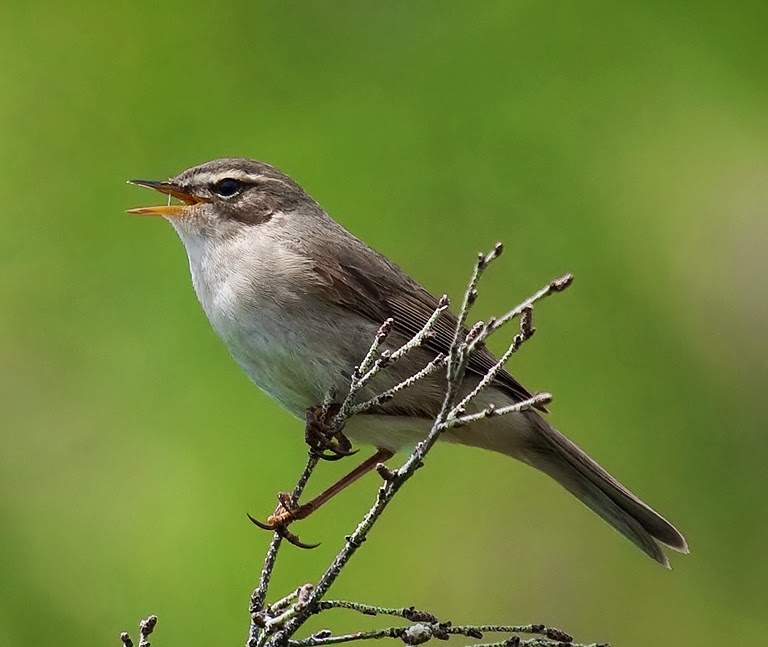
[1,2,766,645]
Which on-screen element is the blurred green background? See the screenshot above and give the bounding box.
[1,2,766,645]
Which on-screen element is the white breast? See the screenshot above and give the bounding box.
[168,215,522,455]
[172,215,349,417]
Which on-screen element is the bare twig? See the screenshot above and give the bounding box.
[248,452,320,636]
[444,391,553,428]
[123,246,601,647]
[336,294,450,425]
[350,353,446,415]
[450,306,535,417]
[120,615,157,647]
[335,319,395,422]
[388,294,450,362]
[287,621,602,647]
[267,258,496,645]
[452,243,504,351]
[246,247,594,647]
[467,273,573,355]
[314,601,438,623]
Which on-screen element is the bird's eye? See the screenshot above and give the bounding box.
[213,178,243,197]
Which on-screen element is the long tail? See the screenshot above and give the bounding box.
[499,413,689,567]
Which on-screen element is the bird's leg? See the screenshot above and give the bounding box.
[249,448,394,548]
[304,402,358,461]
[270,448,395,524]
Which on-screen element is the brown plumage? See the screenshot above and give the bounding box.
[130,157,688,567]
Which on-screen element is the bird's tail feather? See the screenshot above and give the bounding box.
[505,413,688,567]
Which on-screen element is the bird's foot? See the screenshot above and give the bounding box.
[305,403,358,461]
[248,448,394,549]
[248,492,320,550]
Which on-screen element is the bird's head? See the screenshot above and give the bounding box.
[128,158,311,240]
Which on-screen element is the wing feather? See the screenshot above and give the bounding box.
[309,235,538,408]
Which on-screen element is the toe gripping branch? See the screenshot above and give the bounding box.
[247,493,321,550]
[304,402,358,461]
[248,403,361,549]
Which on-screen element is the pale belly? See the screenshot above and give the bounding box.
[181,231,525,455]
[209,303,441,451]
[202,289,531,453]
[195,267,386,419]
[217,307,363,417]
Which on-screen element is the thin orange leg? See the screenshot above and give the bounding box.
[270,448,394,526]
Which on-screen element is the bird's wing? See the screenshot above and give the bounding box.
[309,232,538,408]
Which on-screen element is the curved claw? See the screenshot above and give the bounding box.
[330,445,359,458]
[312,448,349,462]
[305,414,357,460]
[246,513,320,549]
[281,527,321,550]
[247,512,277,531]
[313,445,359,461]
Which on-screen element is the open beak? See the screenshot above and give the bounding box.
[127,179,205,216]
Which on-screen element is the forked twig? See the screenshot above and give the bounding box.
[122,245,598,647]
[248,452,320,621]
[120,615,157,647]
[240,245,590,647]
[288,623,607,647]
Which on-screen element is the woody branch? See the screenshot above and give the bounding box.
[121,245,605,647]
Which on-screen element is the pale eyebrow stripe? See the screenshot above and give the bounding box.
[189,170,290,188]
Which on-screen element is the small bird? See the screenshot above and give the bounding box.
[129,158,688,566]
